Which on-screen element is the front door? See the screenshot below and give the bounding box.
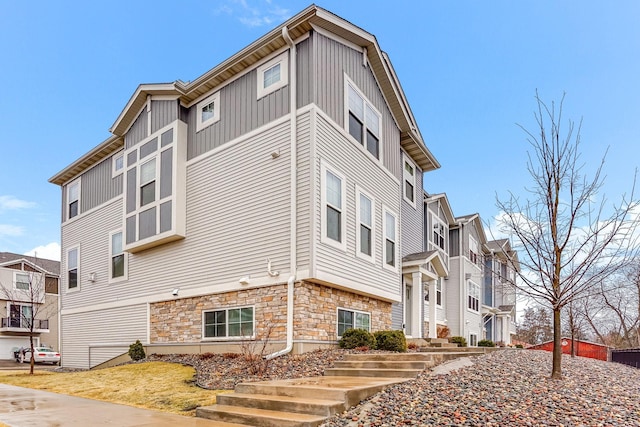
[405,284,412,336]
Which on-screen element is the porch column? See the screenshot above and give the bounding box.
[428,279,437,338]
[504,314,512,345]
[412,272,423,339]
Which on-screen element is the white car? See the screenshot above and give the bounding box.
[14,347,60,365]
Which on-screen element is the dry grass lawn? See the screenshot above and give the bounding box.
[0,362,228,416]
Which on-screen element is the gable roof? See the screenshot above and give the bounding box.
[50,5,439,186]
[454,213,487,244]
[0,252,60,276]
[424,192,456,225]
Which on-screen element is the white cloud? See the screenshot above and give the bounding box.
[0,195,36,211]
[0,224,24,237]
[24,242,61,261]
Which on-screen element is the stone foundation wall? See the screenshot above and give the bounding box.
[150,281,392,346]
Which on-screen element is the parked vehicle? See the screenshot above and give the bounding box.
[13,347,60,365]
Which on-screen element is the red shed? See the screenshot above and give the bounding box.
[529,337,610,361]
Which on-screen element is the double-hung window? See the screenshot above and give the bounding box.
[67,180,80,220]
[67,246,79,291]
[14,273,30,291]
[383,207,398,270]
[468,281,480,312]
[203,307,254,339]
[432,216,447,251]
[403,155,416,207]
[346,80,381,159]
[436,278,443,307]
[321,162,346,250]
[337,308,371,337]
[469,235,479,265]
[356,187,375,261]
[140,159,156,207]
[110,231,126,281]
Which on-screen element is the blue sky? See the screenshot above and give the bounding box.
[1,0,638,261]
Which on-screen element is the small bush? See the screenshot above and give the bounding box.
[373,330,407,352]
[407,342,418,350]
[437,326,450,339]
[515,344,524,349]
[128,340,146,361]
[449,336,467,347]
[478,339,495,347]
[355,346,371,352]
[339,328,376,349]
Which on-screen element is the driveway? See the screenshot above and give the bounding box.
[0,360,56,371]
[0,384,242,426]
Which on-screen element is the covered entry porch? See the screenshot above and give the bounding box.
[401,251,448,339]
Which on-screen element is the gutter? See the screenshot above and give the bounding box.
[266,25,297,360]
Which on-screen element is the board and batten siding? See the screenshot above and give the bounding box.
[312,32,402,179]
[79,155,123,213]
[150,100,178,134]
[125,107,148,149]
[187,65,290,160]
[296,36,314,109]
[313,112,401,300]
[61,304,147,369]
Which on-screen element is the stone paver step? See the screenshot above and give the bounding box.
[216,392,345,417]
[196,404,327,427]
[333,360,430,369]
[324,367,423,378]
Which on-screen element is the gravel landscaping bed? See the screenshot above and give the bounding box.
[321,350,640,426]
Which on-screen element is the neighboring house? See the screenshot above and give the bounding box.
[531,338,610,361]
[483,239,518,345]
[0,252,60,359]
[49,5,442,369]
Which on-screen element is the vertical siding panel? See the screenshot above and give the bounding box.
[297,37,312,108]
[125,108,148,149]
[151,100,177,134]
[79,156,122,212]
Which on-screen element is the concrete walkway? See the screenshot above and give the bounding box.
[0,384,245,427]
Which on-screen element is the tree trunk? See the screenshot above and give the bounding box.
[551,308,562,378]
[29,334,34,375]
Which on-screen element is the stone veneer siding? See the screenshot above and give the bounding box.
[149,281,392,344]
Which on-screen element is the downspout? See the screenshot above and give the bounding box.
[266,25,297,360]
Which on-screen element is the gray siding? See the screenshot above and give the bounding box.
[150,100,178,134]
[126,107,148,149]
[401,165,423,257]
[296,36,314,108]
[78,156,123,214]
[188,67,290,160]
[296,110,312,271]
[314,112,401,300]
[313,33,401,178]
[391,302,403,329]
[450,228,460,257]
[61,304,147,369]
[61,119,293,310]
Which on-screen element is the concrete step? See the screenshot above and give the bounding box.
[429,342,459,348]
[196,404,326,427]
[419,347,488,353]
[343,352,438,361]
[333,360,430,370]
[234,376,405,408]
[216,392,345,417]
[323,367,423,378]
[424,338,450,344]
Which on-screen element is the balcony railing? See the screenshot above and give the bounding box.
[0,317,49,330]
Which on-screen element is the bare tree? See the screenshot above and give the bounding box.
[496,91,638,378]
[0,264,56,375]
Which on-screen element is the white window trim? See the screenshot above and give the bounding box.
[431,213,448,252]
[201,305,256,341]
[109,229,127,283]
[320,161,347,251]
[67,178,81,221]
[402,153,417,208]
[469,333,478,347]
[257,51,289,99]
[382,205,398,272]
[337,307,372,338]
[196,91,221,132]
[13,271,30,292]
[112,151,124,178]
[343,75,383,163]
[355,186,375,264]
[66,245,80,293]
[436,278,443,308]
[467,280,480,313]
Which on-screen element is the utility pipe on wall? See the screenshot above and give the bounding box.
[266,25,297,360]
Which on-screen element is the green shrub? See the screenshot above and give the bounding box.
[128,340,146,361]
[373,330,407,352]
[515,344,524,349]
[477,339,496,347]
[449,336,467,347]
[339,328,375,349]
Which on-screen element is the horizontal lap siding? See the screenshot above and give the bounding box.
[61,304,147,369]
[296,111,311,270]
[314,113,400,300]
[401,166,423,257]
